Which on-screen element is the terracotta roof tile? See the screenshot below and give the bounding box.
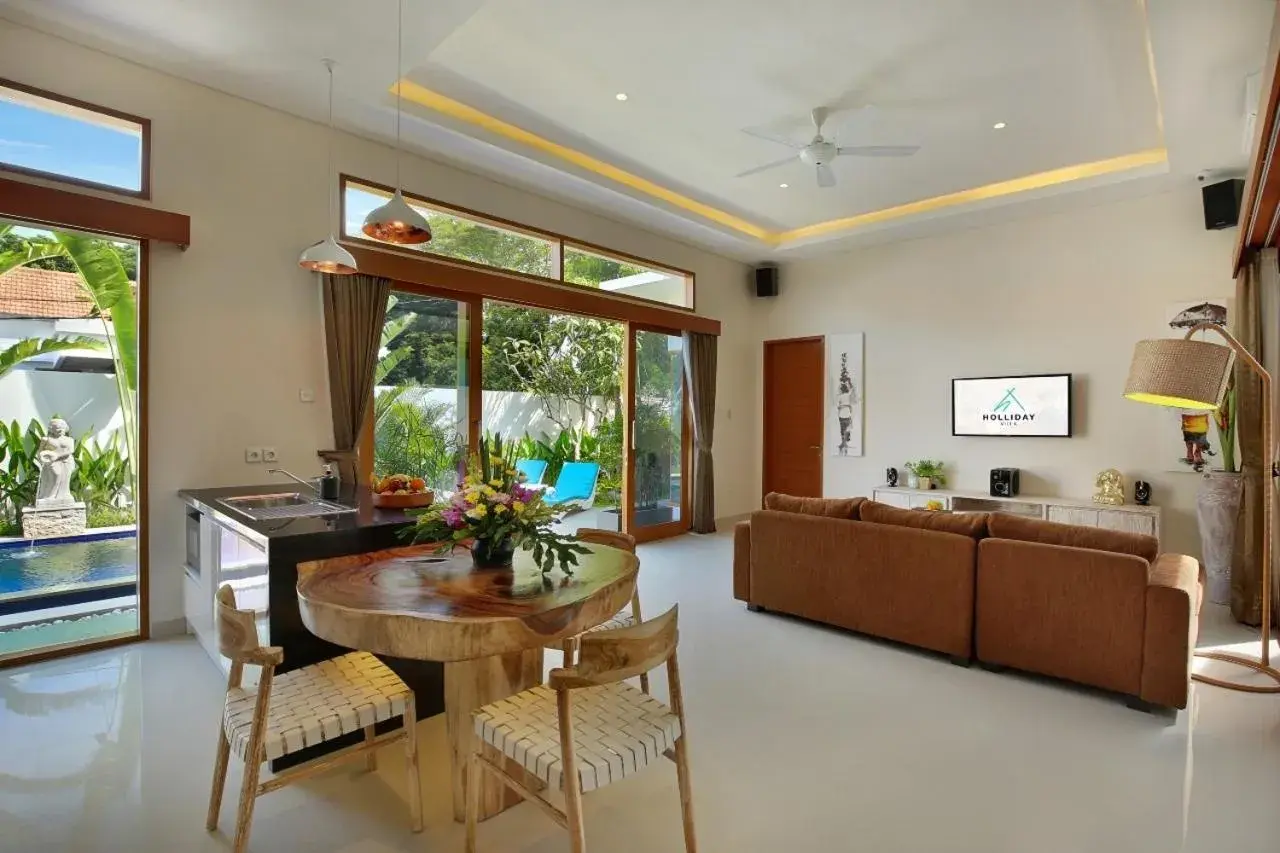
[0,267,94,319]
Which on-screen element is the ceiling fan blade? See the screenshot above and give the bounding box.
[836,145,921,157]
[816,163,837,188]
[735,155,797,179]
[741,126,804,149]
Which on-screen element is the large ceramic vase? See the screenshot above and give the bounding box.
[1197,471,1244,605]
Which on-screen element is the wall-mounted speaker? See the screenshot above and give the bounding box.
[1202,179,1244,230]
[755,266,779,298]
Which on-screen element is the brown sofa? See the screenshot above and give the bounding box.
[733,495,1203,710]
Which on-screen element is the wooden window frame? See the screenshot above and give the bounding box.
[0,77,152,200]
[340,175,696,313]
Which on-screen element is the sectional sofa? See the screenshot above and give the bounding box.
[733,494,1204,710]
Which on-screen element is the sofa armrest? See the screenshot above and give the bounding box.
[733,521,751,602]
[1140,553,1201,709]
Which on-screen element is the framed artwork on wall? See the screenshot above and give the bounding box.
[826,333,864,457]
[1163,298,1232,473]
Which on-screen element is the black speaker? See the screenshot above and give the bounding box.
[754,266,778,297]
[990,468,1020,497]
[1202,179,1244,230]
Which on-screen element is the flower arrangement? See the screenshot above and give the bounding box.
[409,436,587,573]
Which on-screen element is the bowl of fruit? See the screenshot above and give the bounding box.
[370,473,435,509]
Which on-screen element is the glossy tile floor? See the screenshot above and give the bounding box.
[3,530,1280,853]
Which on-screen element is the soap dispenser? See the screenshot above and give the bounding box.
[319,464,339,501]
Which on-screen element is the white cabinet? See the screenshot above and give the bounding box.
[871,487,1161,546]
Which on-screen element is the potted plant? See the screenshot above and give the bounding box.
[409,436,587,573]
[905,460,947,491]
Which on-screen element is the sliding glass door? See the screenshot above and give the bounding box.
[627,328,689,541]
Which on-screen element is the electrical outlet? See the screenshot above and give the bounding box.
[245,447,263,464]
[262,447,278,463]
[299,388,316,403]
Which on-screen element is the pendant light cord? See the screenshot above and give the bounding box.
[395,0,403,187]
[325,59,337,228]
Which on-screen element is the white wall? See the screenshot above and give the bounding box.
[0,22,757,632]
[759,188,1237,559]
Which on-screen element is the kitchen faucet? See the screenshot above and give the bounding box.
[267,467,320,495]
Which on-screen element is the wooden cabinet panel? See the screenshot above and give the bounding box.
[1047,506,1099,527]
[1097,510,1156,537]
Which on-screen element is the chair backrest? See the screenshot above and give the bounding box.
[515,458,548,485]
[575,528,636,554]
[549,606,678,690]
[215,584,262,662]
[553,461,600,501]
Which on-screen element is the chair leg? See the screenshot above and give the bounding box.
[465,753,481,853]
[564,775,587,853]
[673,735,697,853]
[364,725,377,772]
[404,695,423,833]
[231,757,263,853]
[639,671,651,694]
[562,636,578,667]
[206,729,231,832]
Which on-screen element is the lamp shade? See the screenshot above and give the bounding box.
[1123,338,1235,410]
[299,235,358,275]
[361,189,432,244]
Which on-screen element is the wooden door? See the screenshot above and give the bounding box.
[762,337,824,499]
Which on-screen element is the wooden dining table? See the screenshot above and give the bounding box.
[296,542,639,822]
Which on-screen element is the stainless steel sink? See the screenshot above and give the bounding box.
[217,492,355,521]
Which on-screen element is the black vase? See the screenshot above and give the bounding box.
[471,536,515,568]
[886,467,898,487]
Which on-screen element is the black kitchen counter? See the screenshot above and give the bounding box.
[178,483,413,546]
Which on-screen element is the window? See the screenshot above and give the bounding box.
[345,181,556,278]
[341,177,694,309]
[0,79,149,196]
[563,244,690,308]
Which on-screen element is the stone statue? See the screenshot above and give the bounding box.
[35,417,76,506]
[1093,468,1126,506]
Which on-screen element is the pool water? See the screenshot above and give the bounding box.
[0,535,137,595]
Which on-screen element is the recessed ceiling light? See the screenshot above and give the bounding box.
[992,122,1007,129]
[615,93,628,101]
[779,183,789,188]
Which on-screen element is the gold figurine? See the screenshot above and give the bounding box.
[1093,469,1126,506]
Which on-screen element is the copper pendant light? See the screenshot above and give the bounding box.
[362,0,432,245]
[300,59,357,275]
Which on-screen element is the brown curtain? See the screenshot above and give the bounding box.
[682,331,717,533]
[319,272,391,484]
[1232,248,1279,627]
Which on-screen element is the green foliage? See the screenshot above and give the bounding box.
[87,504,136,529]
[905,459,947,486]
[1215,384,1238,473]
[0,228,137,279]
[503,314,622,440]
[0,419,44,528]
[0,336,107,380]
[72,432,130,512]
[373,396,464,493]
[562,248,645,288]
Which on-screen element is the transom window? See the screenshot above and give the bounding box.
[342,177,693,309]
[0,79,149,197]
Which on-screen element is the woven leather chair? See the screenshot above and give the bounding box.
[206,585,422,852]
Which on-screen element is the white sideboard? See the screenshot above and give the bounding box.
[869,486,1161,544]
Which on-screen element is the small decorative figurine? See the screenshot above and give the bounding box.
[1093,468,1126,506]
[886,467,898,487]
[35,417,76,507]
[1134,480,1151,506]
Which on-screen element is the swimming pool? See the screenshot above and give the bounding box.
[0,533,137,597]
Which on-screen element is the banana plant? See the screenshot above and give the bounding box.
[0,227,137,490]
[0,336,107,380]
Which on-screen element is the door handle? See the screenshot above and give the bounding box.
[809,445,821,451]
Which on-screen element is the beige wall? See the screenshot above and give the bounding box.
[0,22,757,632]
[760,189,1237,559]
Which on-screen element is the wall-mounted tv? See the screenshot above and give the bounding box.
[952,374,1073,438]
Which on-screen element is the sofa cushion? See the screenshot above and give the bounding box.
[764,492,864,520]
[987,512,1158,564]
[860,500,989,539]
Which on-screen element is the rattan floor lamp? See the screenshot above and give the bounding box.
[1125,321,1280,693]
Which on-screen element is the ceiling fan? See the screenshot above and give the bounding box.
[736,106,920,188]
